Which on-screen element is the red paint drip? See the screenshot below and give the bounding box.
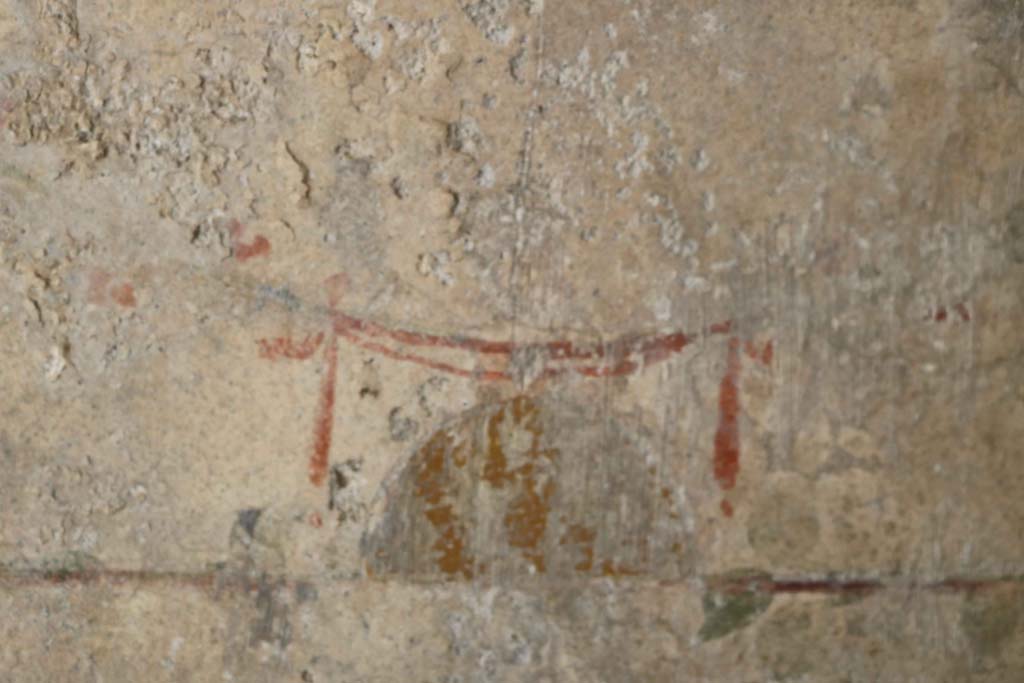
[257,333,325,361]
[713,338,742,491]
[309,334,338,486]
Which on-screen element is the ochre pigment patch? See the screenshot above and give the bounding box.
[413,430,474,578]
[364,394,688,581]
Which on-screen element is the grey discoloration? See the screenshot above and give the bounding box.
[329,460,367,524]
[249,578,292,650]
[236,508,263,539]
[388,407,419,442]
[294,580,318,604]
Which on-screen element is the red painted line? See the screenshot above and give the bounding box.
[259,272,738,491]
[331,313,727,381]
[573,358,640,378]
[713,338,742,492]
[635,331,692,363]
[332,313,705,364]
[257,333,325,361]
[3,569,1018,594]
[309,333,338,486]
[767,578,881,594]
[333,311,518,355]
[335,327,511,382]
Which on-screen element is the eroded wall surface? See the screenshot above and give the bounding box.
[1,0,1023,680]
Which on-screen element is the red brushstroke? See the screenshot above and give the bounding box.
[573,358,640,378]
[87,270,137,308]
[713,338,742,491]
[229,219,271,262]
[372,322,695,365]
[720,500,734,517]
[257,333,324,361]
[768,578,881,594]
[305,274,351,486]
[743,339,773,366]
[235,235,271,261]
[309,512,323,528]
[331,311,601,360]
[110,283,136,308]
[930,303,971,323]
[333,327,510,381]
[709,320,732,335]
[309,333,338,487]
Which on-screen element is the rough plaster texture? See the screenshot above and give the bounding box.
[1,0,1023,680]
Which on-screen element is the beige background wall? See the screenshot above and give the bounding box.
[1,0,1023,680]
